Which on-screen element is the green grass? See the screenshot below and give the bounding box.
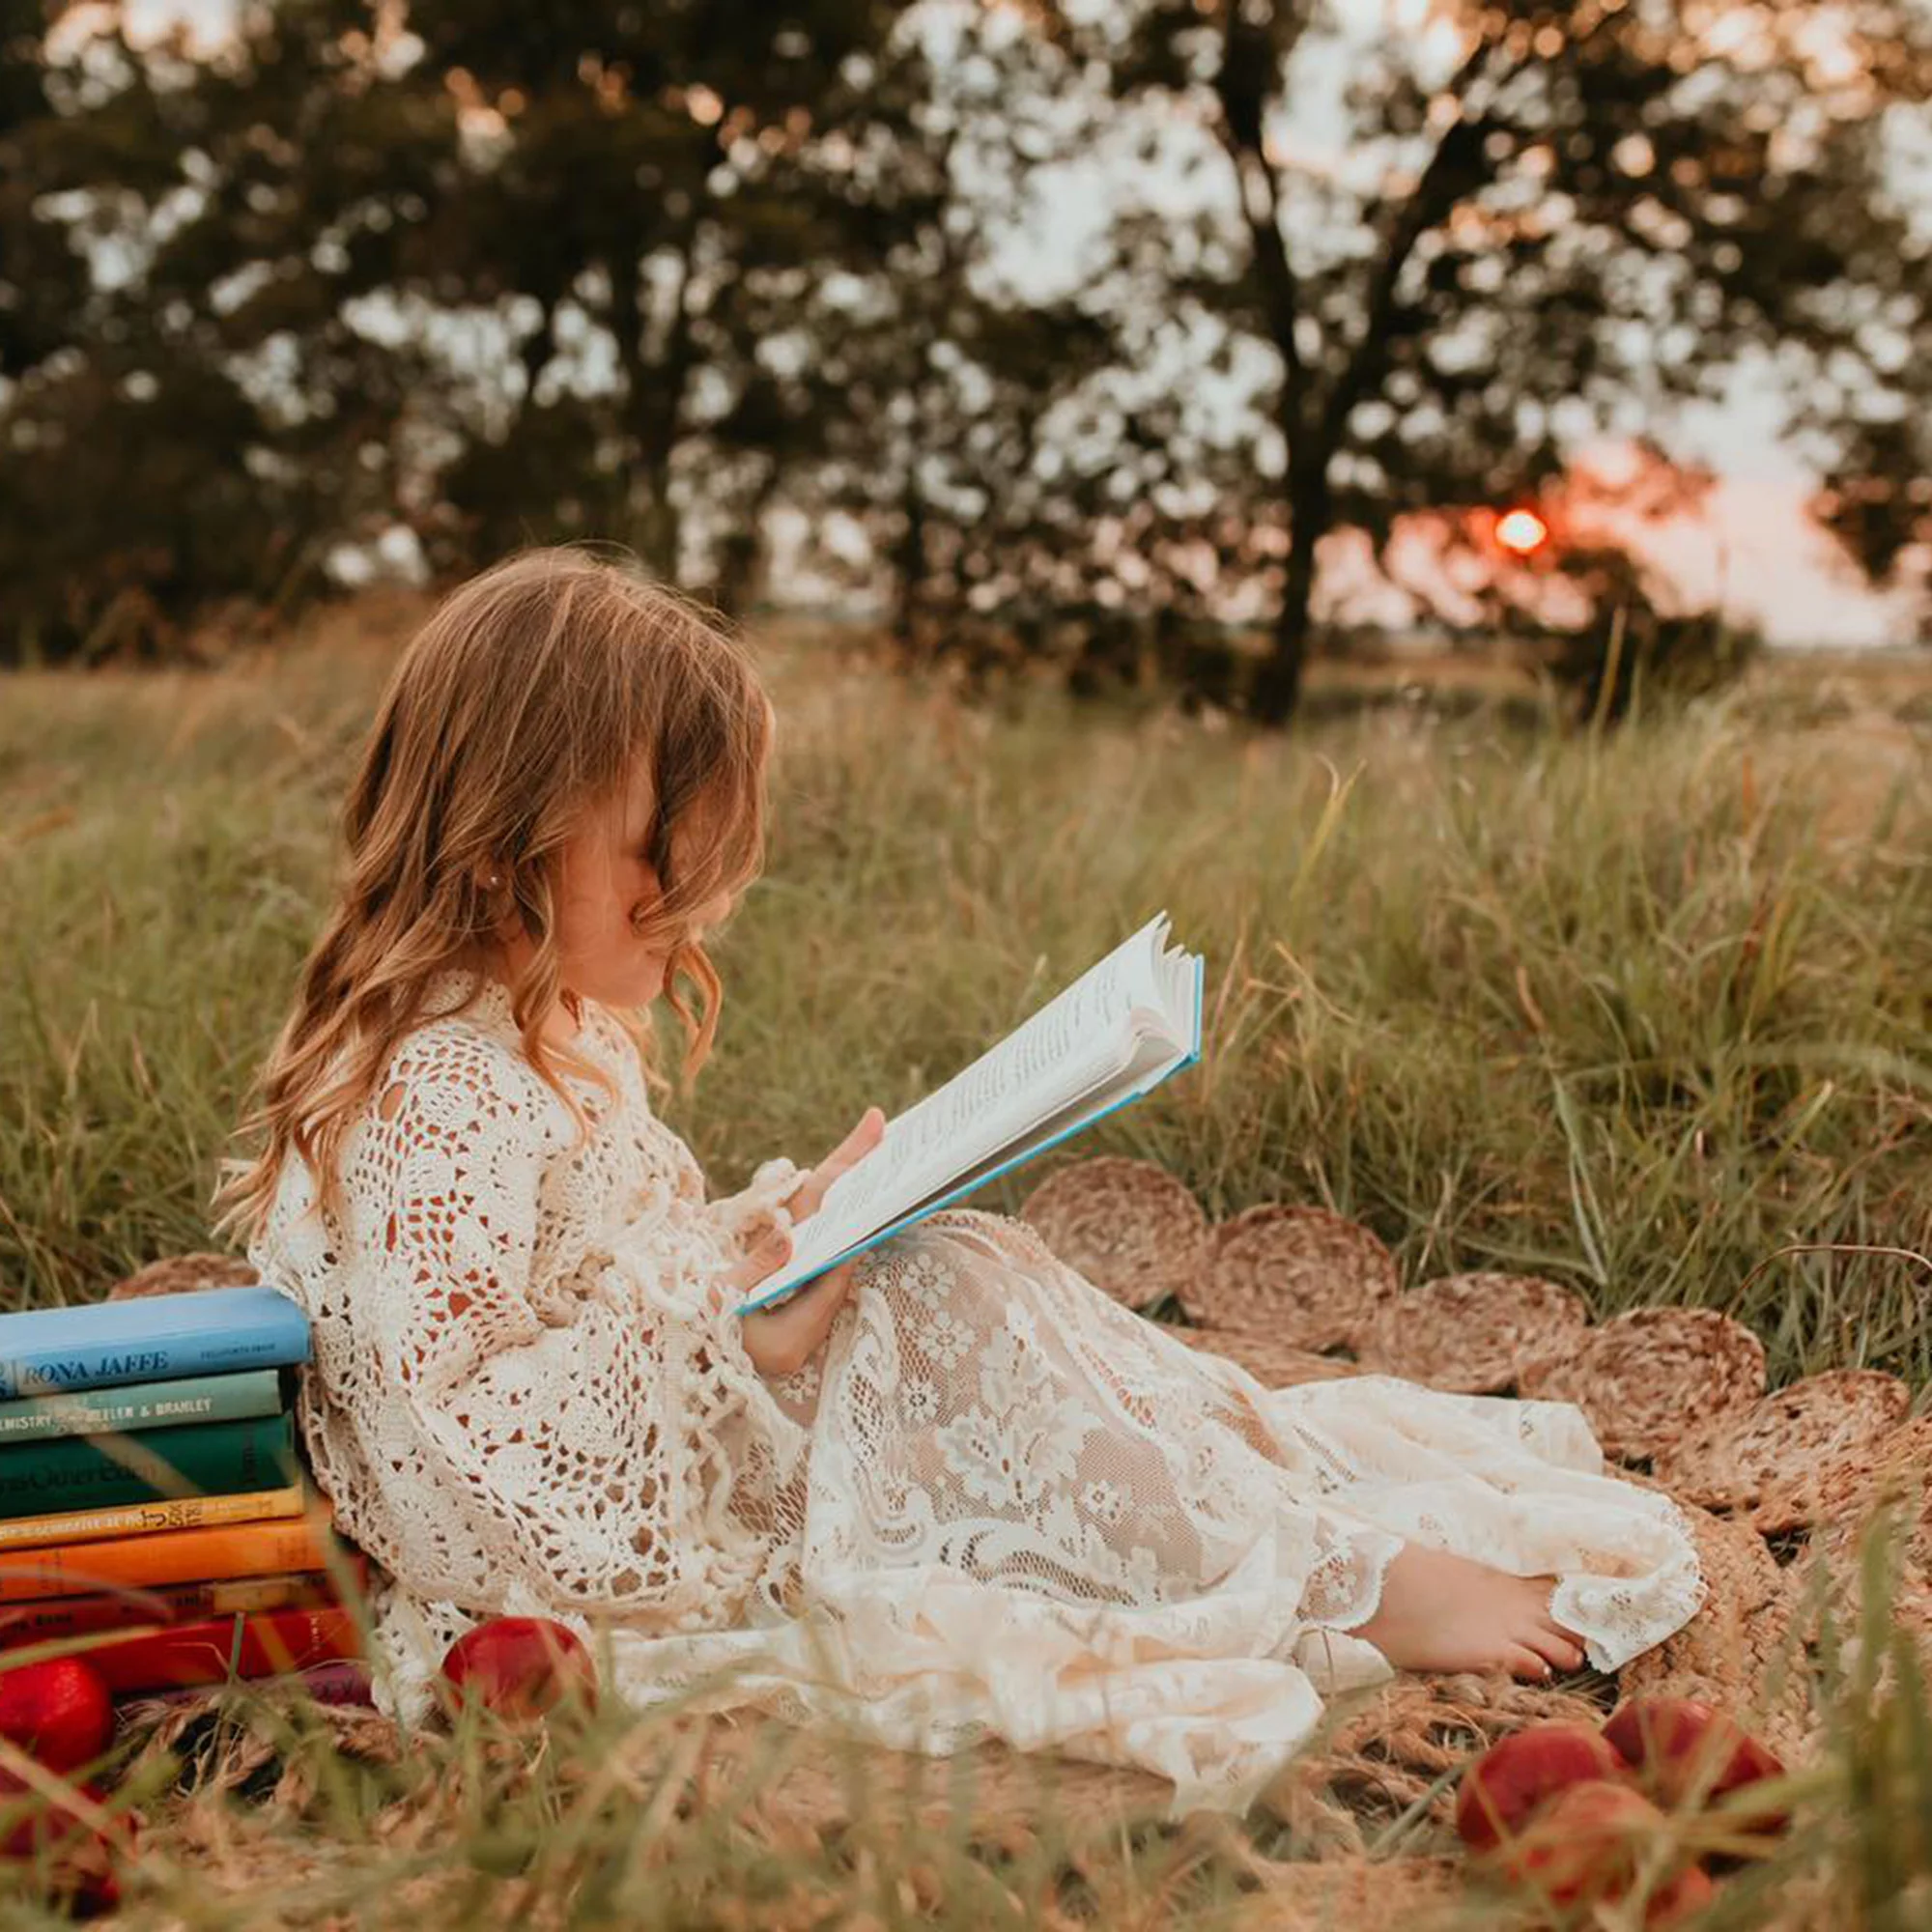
[2,626,1931,1924]
[5,639,1929,1378]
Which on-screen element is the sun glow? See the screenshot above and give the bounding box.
[1496,509,1551,555]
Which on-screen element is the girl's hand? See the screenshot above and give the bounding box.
[721,1107,883,1381]
[722,1226,799,1300]
[784,1107,886,1222]
[731,1245,861,1379]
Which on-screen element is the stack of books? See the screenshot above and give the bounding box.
[0,1287,366,1702]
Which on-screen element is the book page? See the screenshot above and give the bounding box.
[776,917,1173,1283]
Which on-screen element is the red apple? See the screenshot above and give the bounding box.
[1494,1778,1696,1916]
[1649,1862,1719,1927]
[1454,1720,1631,1853]
[1604,1696,1787,1830]
[438,1616,598,1722]
[0,1771,135,1917]
[0,1660,115,1776]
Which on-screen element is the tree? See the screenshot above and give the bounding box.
[1043,0,1932,721]
[1816,412,1932,648]
[0,1,446,661]
[363,0,946,590]
[3,0,950,649]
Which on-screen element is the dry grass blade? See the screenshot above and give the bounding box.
[1325,1675,1610,1829]
[1208,1854,1465,1931]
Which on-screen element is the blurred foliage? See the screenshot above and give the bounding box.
[0,0,1927,708]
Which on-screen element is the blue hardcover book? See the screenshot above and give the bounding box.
[0,1287,310,1401]
[737,913,1206,1314]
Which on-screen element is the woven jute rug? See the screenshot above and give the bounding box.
[107,1186,1932,1916]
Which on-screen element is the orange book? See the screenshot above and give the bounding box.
[0,1511,344,1604]
[0,1560,364,1650]
[82,1605,361,1695]
[0,1484,304,1554]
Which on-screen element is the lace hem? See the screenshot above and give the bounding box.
[1296,1523,1406,1636]
[1548,1486,1709,1672]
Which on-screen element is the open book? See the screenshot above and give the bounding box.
[735,913,1206,1314]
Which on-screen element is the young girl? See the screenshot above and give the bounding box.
[218,548,1702,1817]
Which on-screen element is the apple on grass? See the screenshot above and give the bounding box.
[0,1771,134,1918]
[0,1661,115,1777]
[438,1616,599,1722]
[1604,1696,1789,1833]
[1493,1778,1715,1927]
[1453,1721,1631,1853]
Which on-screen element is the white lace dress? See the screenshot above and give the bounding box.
[249,974,1705,1817]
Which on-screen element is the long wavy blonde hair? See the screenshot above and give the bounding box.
[213,547,773,1247]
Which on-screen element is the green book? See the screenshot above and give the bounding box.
[0,1369,287,1446]
[0,1413,298,1520]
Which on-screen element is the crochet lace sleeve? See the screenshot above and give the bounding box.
[704,1155,804,1256]
[348,1041,739,1618]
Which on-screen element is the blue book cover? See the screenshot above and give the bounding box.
[738,933,1206,1315]
[0,1287,310,1401]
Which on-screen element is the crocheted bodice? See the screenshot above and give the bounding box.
[248,973,810,1657]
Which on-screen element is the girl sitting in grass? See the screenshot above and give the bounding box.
[216,547,1702,1816]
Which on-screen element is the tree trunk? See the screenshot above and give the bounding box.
[515,303,554,427]
[610,242,693,581]
[711,463,780,615]
[634,463,682,582]
[890,483,926,655]
[1252,466,1328,726]
[1253,545,1314,725]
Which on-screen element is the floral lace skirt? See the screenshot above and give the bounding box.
[438,1209,1706,1817]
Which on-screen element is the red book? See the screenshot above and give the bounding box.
[120,1659,375,1713]
[80,1605,361,1695]
[0,1562,363,1651]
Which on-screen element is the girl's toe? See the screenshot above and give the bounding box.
[1524,1627,1584,1673]
[1540,1617,1589,1669]
[1504,1642,1554,1682]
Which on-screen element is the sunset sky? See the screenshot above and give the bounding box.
[55,0,1930,650]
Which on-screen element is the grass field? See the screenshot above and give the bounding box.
[2,604,1930,1924]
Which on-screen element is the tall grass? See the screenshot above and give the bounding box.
[1,624,1930,1924]
[4,634,1929,1377]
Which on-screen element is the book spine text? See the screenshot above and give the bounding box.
[82,1605,361,1695]
[0,1369,285,1444]
[0,1512,338,1603]
[0,1414,297,1521]
[0,1563,360,1649]
[0,1485,305,1554]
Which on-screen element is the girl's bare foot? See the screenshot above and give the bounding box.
[1350,1545,1588,1680]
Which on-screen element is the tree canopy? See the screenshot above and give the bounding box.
[1,0,1927,703]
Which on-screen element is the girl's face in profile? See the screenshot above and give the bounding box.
[497,772,737,1029]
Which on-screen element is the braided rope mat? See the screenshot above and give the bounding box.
[108,1183,1930,1914]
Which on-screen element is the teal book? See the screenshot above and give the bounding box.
[0,1370,287,1446]
[0,1413,298,1521]
[0,1286,309,1400]
[736,913,1206,1314]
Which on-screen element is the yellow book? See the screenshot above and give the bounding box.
[0,1484,304,1553]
